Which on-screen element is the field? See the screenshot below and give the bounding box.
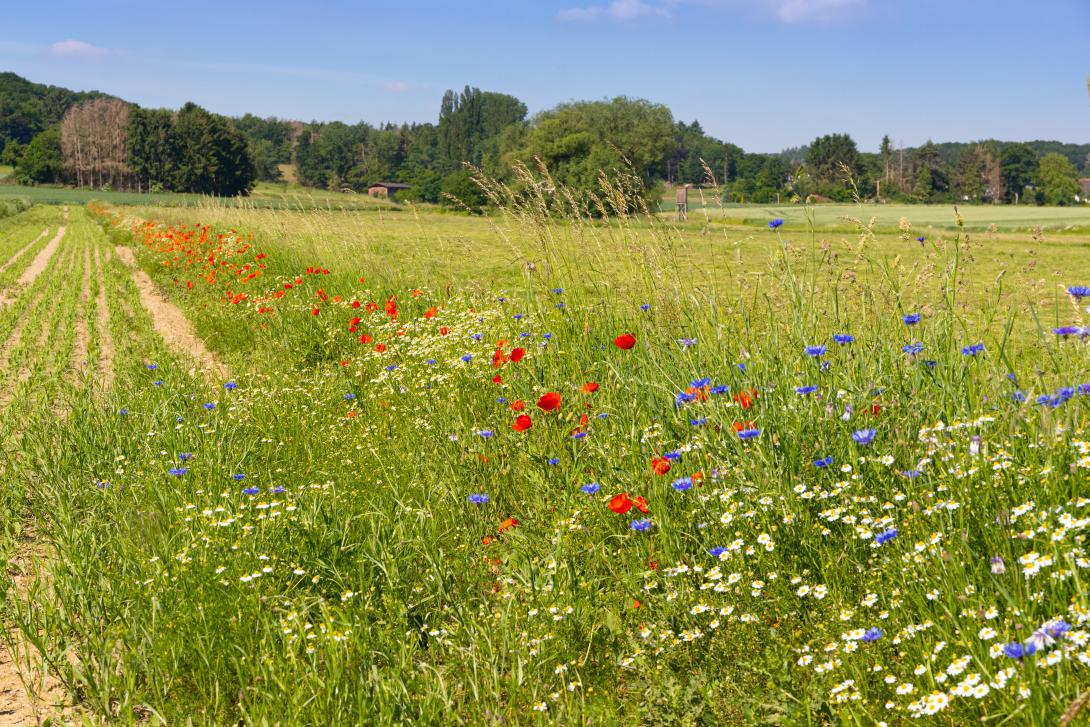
[1,193,1089,725]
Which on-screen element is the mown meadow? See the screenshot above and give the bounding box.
[1,182,1089,724]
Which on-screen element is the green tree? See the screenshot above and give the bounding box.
[804,133,860,197]
[1037,152,1080,205]
[440,169,487,212]
[15,127,63,184]
[999,143,1037,203]
[912,165,933,202]
[438,87,527,173]
[879,134,893,187]
[953,145,986,201]
[172,102,255,196]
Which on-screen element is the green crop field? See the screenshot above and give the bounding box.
[0,193,1089,725]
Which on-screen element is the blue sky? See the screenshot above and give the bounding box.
[1,0,1087,152]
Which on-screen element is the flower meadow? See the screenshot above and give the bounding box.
[3,197,1090,725]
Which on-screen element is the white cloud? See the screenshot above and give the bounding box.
[766,0,867,23]
[50,39,114,58]
[557,0,669,22]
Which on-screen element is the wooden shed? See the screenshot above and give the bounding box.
[367,182,411,199]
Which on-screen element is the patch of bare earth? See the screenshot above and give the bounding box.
[115,245,229,380]
[1,540,68,726]
[92,247,114,393]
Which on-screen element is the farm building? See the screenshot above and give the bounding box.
[367,182,411,199]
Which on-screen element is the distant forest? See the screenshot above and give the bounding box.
[2,71,1087,206]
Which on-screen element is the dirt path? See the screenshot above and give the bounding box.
[115,245,229,380]
[15,226,66,290]
[93,246,114,393]
[0,228,49,277]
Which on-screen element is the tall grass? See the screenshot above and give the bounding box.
[1,171,1089,724]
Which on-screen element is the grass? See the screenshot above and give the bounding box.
[660,194,1090,232]
[0,181,400,211]
[1,180,1089,724]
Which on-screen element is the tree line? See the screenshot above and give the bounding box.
[2,72,1087,206]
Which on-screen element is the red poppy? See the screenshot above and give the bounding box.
[512,414,532,432]
[439,326,451,336]
[537,392,562,412]
[651,457,671,475]
[868,404,882,416]
[373,343,386,353]
[351,300,361,309]
[633,599,640,609]
[734,389,757,409]
[732,420,755,432]
[609,493,633,514]
[509,347,526,362]
[498,517,519,533]
[424,306,437,318]
[492,349,508,368]
[633,496,650,513]
[311,307,320,316]
[614,333,636,350]
[360,334,373,344]
[581,382,599,393]
[510,400,525,412]
[384,297,398,319]
[492,375,503,384]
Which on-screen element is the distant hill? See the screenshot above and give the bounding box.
[0,71,117,149]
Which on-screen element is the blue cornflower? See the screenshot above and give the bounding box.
[1046,620,1073,640]
[813,456,833,468]
[1003,642,1035,660]
[513,314,524,320]
[1054,326,1081,336]
[461,354,473,363]
[903,313,921,325]
[630,518,653,532]
[543,333,553,340]
[169,467,188,476]
[96,481,109,489]
[468,493,489,505]
[581,483,601,495]
[902,469,921,479]
[1012,390,1026,403]
[672,476,693,491]
[572,431,588,439]
[271,486,286,494]
[690,377,711,389]
[178,453,193,461]
[736,362,747,373]
[478,430,494,439]
[862,627,884,643]
[547,458,560,465]
[875,528,898,545]
[204,402,215,410]
[805,345,827,357]
[709,385,730,395]
[425,359,437,365]
[678,338,697,347]
[496,397,507,404]
[118,408,128,415]
[833,333,854,344]
[961,343,985,356]
[470,333,483,341]
[597,413,608,419]
[146,363,158,370]
[795,385,818,395]
[737,428,761,440]
[344,393,356,401]
[232,474,245,481]
[153,380,163,387]
[1068,286,1090,299]
[224,381,237,390]
[708,546,727,558]
[242,486,260,496]
[690,417,707,427]
[385,364,397,371]
[664,451,682,461]
[498,297,506,303]
[675,391,696,406]
[852,428,877,446]
[552,287,564,294]
[768,218,784,229]
[902,342,924,355]
[1079,384,1090,396]
[640,303,651,311]
[922,360,938,368]
[916,235,926,243]
[519,332,531,339]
